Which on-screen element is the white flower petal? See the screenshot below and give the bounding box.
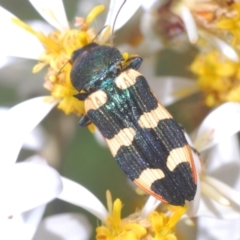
[197,217,240,240]
[0,107,8,114]
[34,213,92,240]
[139,14,163,53]
[0,157,62,216]
[203,175,240,207]
[0,6,44,59]
[141,0,159,10]
[0,56,15,69]
[149,76,198,106]
[21,205,46,239]
[27,19,54,35]
[195,195,240,219]
[178,6,198,44]
[194,102,240,152]
[140,196,160,217]
[29,0,69,31]
[212,37,239,62]
[23,126,46,151]
[0,107,45,151]
[0,205,46,240]
[104,0,142,32]
[200,31,239,62]
[0,97,57,165]
[206,134,240,173]
[201,180,230,206]
[58,177,108,222]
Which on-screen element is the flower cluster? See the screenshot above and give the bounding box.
[13,5,104,117]
[177,1,240,106]
[138,1,240,107]
[96,191,185,240]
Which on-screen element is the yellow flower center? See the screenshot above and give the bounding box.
[96,191,147,240]
[12,6,105,120]
[12,5,139,133]
[96,191,186,240]
[149,205,186,240]
[217,3,240,47]
[190,50,240,106]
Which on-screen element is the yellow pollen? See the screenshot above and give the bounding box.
[12,5,132,133]
[32,62,48,73]
[49,75,57,83]
[96,191,186,239]
[96,191,147,240]
[217,3,240,47]
[190,50,240,106]
[12,5,107,119]
[149,205,186,240]
[86,5,105,26]
[81,5,105,31]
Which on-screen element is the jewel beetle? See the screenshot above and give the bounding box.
[70,42,197,206]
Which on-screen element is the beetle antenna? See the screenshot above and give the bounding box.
[110,0,127,46]
[58,60,70,74]
[92,25,108,42]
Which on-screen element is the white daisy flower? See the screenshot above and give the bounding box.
[192,103,240,218]
[0,0,142,125]
[135,0,238,62]
[0,97,106,239]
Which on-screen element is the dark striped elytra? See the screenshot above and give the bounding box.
[71,43,197,206]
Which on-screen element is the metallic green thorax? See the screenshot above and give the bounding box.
[71,43,123,93]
